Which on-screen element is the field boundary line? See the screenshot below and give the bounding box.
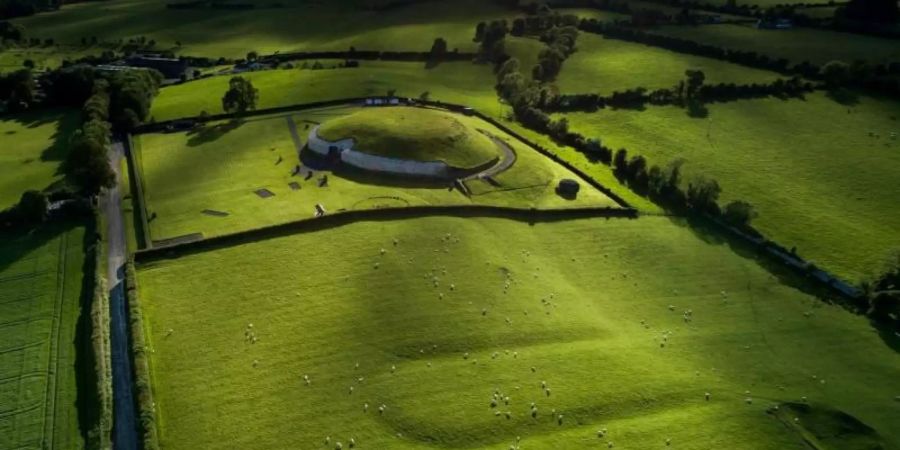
[134,205,637,262]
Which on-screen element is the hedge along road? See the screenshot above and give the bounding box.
[105,140,138,450]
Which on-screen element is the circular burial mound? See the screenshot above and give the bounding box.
[317,107,499,169]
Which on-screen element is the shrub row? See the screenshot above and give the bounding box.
[549,77,816,112]
[125,260,160,450]
[88,208,113,450]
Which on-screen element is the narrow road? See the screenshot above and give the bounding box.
[105,141,138,450]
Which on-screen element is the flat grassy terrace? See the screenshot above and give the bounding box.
[0,223,95,449]
[648,24,900,66]
[134,107,618,242]
[557,32,782,94]
[0,109,80,210]
[136,215,900,449]
[559,92,900,283]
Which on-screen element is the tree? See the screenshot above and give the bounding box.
[723,200,756,228]
[687,175,721,214]
[419,91,431,101]
[3,69,36,112]
[246,50,258,62]
[511,18,526,36]
[684,69,706,99]
[820,60,851,89]
[221,76,259,114]
[15,190,49,224]
[429,38,448,59]
[66,121,115,195]
[0,21,25,41]
[474,21,487,42]
[613,149,628,174]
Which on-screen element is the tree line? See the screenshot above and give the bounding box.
[548,74,815,113]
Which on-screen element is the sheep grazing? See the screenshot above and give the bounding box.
[705,392,710,401]
[541,381,546,389]
[335,443,343,450]
[450,284,456,291]
[482,308,487,316]
[378,405,385,414]
[505,411,512,419]
[357,377,364,383]
[546,388,551,397]
[380,248,386,255]
[513,352,518,358]
[348,386,354,394]
[504,396,510,405]
[325,436,331,445]
[745,397,753,404]
[666,438,671,446]
[349,438,356,448]
[391,365,396,373]
[393,238,399,246]
[373,262,380,269]
[668,305,675,311]
[463,352,469,360]
[427,362,432,368]
[607,442,614,448]
[557,414,564,425]
[355,362,360,369]
[363,403,368,412]
[597,430,604,438]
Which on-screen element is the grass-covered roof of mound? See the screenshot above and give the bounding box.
[318,106,499,169]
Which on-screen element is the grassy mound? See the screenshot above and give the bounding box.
[317,107,499,169]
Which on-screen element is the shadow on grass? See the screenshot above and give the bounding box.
[185,119,245,147]
[825,88,860,106]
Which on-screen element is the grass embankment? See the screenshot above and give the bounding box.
[0,109,80,209]
[0,223,99,449]
[136,215,900,449]
[559,92,900,282]
[648,24,900,66]
[12,0,511,59]
[557,33,782,94]
[135,107,618,241]
[318,107,500,168]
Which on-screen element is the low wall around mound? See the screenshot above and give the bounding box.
[307,125,451,179]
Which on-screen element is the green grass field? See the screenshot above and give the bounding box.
[0,45,103,73]
[318,107,500,168]
[135,107,618,242]
[136,215,900,450]
[557,33,782,94]
[0,109,80,210]
[0,223,94,449]
[151,61,502,122]
[559,92,900,283]
[649,24,900,66]
[12,0,511,59]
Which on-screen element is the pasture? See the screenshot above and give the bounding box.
[649,24,900,66]
[0,223,95,449]
[12,0,510,59]
[135,215,900,450]
[0,109,80,210]
[134,107,618,242]
[559,92,900,283]
[557,32,782,95]
[150,61,502,122]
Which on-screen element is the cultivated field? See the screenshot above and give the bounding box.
[134,107,618,242]
[649,24,900,65]
[150,61,501,122]
[0,223,94,449]
[557,33,782,94]
[136,215,900,450]
[0,109,80,210]
[559,92,900,282]
[12,0,510,59]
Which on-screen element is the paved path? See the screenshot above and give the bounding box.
[105,141,138,450]
[465,131,516,181]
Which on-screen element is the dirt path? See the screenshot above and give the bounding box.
[105,141,138,450]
